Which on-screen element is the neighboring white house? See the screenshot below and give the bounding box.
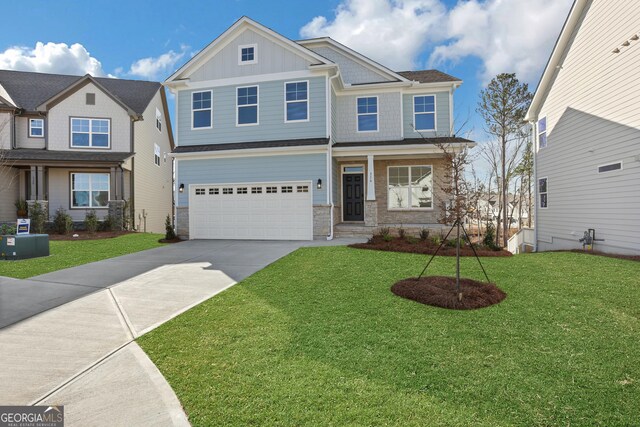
[525,0,640,254]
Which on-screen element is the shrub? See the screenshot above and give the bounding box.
[430,235,442,246]
[376,227,391,239]
[52,207,74,235]
[165,214,176,240]
[99,215,113,232]
[483,223,500,250]
[0,223,16,235]
[406,236,418,244]
[15,198,28,216]
[398,226,406,239]
[419,228,430,241]
[84,210,99,234]
[383,234,393,242]
[29,201,46,234]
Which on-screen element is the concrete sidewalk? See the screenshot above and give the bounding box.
[0,238,364,426]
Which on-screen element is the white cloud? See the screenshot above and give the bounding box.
[429,0,574,83]
[301,0,573,83]
[301,0,447,71]
[0,42,109,76]
[126,45,189,80]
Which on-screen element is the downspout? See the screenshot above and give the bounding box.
[530,120,538,252]
[326,70,341,240]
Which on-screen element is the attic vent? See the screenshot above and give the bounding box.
[86,93,95,105]
[598,162,622,173]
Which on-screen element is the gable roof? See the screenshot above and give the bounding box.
[397,70,462,84]
[525,0,588,121]
[0,69,160,115]
[166,16,333,84]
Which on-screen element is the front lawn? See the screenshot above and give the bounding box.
[139,248,640,426]
[0,233,164,279]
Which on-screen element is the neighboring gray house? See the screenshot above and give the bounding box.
[526,0,640,254]
[0,70,174,233]
[167,16,473,240]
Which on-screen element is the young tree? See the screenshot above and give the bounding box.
[478,73,532,247]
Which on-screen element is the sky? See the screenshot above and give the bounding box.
[0,0,574,148]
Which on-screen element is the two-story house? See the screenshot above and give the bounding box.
[0,70,174,233]
[525,0,640,254]
[166,17,473,240]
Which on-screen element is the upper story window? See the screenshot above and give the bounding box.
[192,91,212,129]
[285,81,308,122]
[29,118,44,138]
[238,44,257,65]
[156,108,162,132]
[538,117,547,149]
[414,95,436,131]
[538,178,548,208]
[237,86,258,126]
[154,144,161,167]
[71,118,110,148]
[388,165,433,210]
[357,97,378,132]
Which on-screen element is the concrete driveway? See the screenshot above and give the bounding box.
[0,238,363,426]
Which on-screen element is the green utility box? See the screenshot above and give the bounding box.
[0,234,50,260]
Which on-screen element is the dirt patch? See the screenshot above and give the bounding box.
[568,250,640,262]
[48,231,134,241]
[158,237,183,244]
[391,276,507,310]
[350,236,512,257]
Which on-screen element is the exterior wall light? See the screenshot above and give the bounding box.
[317,179,322,190]
[179,183,184,193]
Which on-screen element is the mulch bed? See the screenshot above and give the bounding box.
[350,236,512,257]
[568,249,640,262]
[48,231,134,241]
[391,276,507,310]
[159,237,183,244]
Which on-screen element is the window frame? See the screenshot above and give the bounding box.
[70,117,111,149]
[238,44,257,65]
[284,80,310,123]
[413,95,436,132]
[356,96,379,133]
[236,85,259,126]
[70,172,110,209]
[156,107,162,133]
[538,117,547,149]
[29,118,44,138]
[191,90,213,130]
[154,143,161,167]
[387,165,434,211]
[538,177,548,209]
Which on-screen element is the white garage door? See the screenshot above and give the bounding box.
[189,181,313,240]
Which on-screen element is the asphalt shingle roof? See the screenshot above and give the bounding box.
[397,70,462,83]
[1,149,133,163]
[0,69,160,114]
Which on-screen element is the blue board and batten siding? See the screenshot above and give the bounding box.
[177,154,328,206]
[178,77,327,146]
[402,91,450,138]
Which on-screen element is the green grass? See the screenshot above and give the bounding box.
[138,248,640,426]
[0,233,164,279]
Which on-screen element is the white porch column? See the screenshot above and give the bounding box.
[366,154,376,200]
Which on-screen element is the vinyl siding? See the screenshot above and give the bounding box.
[305,45,394,85]
[0,166,19,222]
[0,113,10,149]
[15,116,45,149]
[535,0,640,254]
[402,91,450,138]
[132,90,173,233]
[176,153,327,206]
[189,29,312,82]
[47,82,131,152]
[177,77,326,145]
[335,92,402,142]
[47,168,113,222]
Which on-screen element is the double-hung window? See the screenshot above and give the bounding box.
[237,86,258,125]
[71,173,110,208]
[538,178,548,208]
[285,81,308,122]
[192,91,212,129]
[29,118,44,137]
[357,97,378,132]
[71,118,110,148]
[388,166,433,209]
[156,108,162,132]
[414,95,435,131]
[154,144,161,167]
[538,117,547,149]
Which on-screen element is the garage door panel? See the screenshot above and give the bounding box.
[189,181,313,241]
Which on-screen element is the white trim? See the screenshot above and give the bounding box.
[335,82,459,96]
[70,117,111,149]
[399,94,404,139]
[538,176,548,209]
[237,43,257,65]
[70,172,111,209]
[171,144,327,160]
[356,95,379,133]
[154,143,161,167]
[284,80,310,123]
[174,70,328,90]
[597,161,623,174]
[340,163,366,222]
[190,90,213,130]
[28,118,44,138]
[236,85,259,126]
[412,94,436,132]
[386,165,434,211]
[449,87,454,134]
[366,154,375,201]
[332,142,473,157]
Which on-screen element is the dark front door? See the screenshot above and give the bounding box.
[343,173,364,221]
